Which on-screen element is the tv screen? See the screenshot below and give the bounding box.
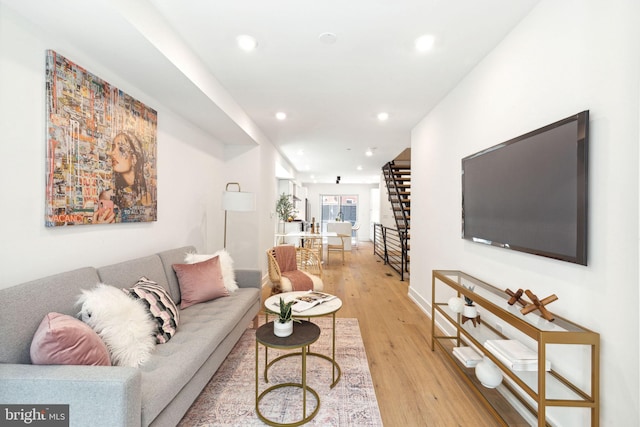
[462,111,589,265]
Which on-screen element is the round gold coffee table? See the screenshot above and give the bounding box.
[265,291,343,388]
[255,320,321,427]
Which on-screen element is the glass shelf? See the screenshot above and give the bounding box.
[432,270,599,427]
[436,270,592,334]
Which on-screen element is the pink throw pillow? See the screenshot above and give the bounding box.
[30,312,111,366]
[173,255,229,309]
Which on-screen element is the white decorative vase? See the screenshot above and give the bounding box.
[475,356,503,388]
[274,320,293,337]
[447,297,465,313]
[463,304,478,318]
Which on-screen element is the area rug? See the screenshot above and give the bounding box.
[179,317,383,426]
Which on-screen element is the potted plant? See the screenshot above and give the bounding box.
[273,297,299,337]
[275,193,295,222]
[463,285,478,319]
[275,193,296,234]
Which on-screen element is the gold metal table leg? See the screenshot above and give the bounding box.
[255,341,320,426]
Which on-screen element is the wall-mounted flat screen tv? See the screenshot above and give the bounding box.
[462,111,589,265]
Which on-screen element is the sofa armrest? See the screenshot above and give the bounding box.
[0,364,141,427]
[235,269,261,290]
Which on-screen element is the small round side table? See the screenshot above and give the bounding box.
[265,292,343,388]
[255,320,321,427]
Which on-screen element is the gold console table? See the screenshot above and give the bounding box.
[432,270,600,427]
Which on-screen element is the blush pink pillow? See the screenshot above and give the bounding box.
[30,312,111,366]
[173,255,229,309]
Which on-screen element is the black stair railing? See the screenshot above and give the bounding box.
[381,160,411,278]
[373,223,407,281]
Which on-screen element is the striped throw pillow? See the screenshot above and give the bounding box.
[125,277,180,344]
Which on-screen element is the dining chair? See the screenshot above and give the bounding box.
[327,234,349,265]
[351,222,360,249]
[303,236,323,262]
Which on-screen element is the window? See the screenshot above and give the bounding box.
[320,194,358,229]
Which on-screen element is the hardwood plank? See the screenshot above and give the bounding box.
[261,242,504,427]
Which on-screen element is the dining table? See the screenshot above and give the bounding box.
[274,231,338,262]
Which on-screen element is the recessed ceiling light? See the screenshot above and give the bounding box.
[319,32,337,44]
[415,34,435,52]
[275,111,287,120]
[377,112,389,121]
[365,148,373,157]
[357,165,363,171]
[237,35,258,51]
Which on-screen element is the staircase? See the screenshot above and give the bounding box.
[380,150,410,279]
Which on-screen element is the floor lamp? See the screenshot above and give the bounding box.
[222,182,255,249]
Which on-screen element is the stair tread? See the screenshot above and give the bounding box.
[383,161,411,262]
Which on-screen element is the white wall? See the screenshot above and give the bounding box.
[410,0,639,425]
[221,145,261,268]
[369,187,380,241]
[223,134,297,282]
[0,5,264,287]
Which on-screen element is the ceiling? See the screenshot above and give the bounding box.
[2,0,539,184]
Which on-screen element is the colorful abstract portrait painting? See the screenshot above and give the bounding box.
[45,50,157,226]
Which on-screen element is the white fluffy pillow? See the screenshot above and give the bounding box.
[184,250,238,292]
[76,283,156,367]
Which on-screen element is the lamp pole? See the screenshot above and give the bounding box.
[223,182,241,249]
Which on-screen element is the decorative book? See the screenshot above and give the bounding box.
[484,339,551,371]
[272,291,337,313]
[453,346,483,368]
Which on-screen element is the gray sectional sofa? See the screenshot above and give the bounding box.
[0,246,262,427]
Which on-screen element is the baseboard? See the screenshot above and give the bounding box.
[408,287,457,337]
[408,286,430,317]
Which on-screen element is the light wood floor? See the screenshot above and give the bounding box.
[261,242,503,427]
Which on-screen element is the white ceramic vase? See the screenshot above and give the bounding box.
[274,320,293,337]
[475,356,503,388]
[463,304,478,318]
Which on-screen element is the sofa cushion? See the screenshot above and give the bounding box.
[184,249,239,292]
[97,255,172,301]
[30,312,111,366]
[138,287,259,425]
[157,246,196,304]
[125,277,180,344]
[0,267,101,365]
[173,256,229,309]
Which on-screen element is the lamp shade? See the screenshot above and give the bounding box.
[222,191,255,212]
